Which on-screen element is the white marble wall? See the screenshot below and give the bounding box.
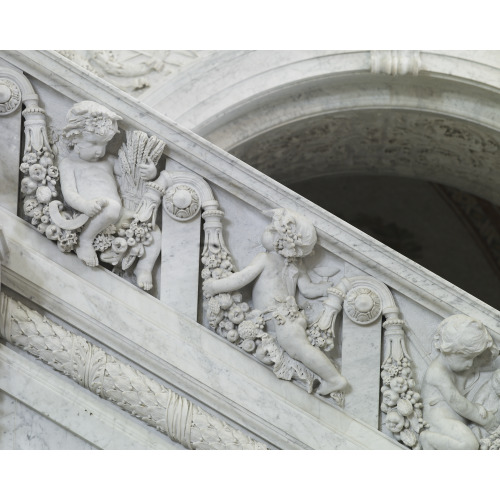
[0,391,95,450]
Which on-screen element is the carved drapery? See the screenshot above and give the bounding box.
[0,293,266,450]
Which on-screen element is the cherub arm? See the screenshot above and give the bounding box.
[428,361,496,429]
[297,264,330,299]
[113,155,122,178]
[138,159,157,180]
[203,253,267,296]
[59,160,92,214]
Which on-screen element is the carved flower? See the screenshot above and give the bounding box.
[385,411,405,433]
[228,305,245,324]
[93,233,113,252]
[218,293,233,310]
[57,231,78,252]
[20,162,31,174]
[388,365,400,377]
[47,165,59,178]
[21,177,38,195]
[22,198,38,216]
[241,339,256,353]
[206,255,219,269]
[390,377,408,394]
[201,268,212,280]
[36,185,53,204]
[23,152,38,164]
[29,164,47,182]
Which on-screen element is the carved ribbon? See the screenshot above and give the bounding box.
[0,293,266,450]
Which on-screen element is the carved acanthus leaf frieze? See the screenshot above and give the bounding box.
[0,293,266,450]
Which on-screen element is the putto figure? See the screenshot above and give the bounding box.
[203,208,348,395]
[57,101,161,289]
[420,314,499,449]
[59,101,126,266]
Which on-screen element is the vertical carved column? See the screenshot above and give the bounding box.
[342,284,383,427]
[0,293,266,450]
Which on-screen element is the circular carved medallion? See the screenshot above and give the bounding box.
[344,286,382,325]
[0,79,21,115]
[163,184,201,221]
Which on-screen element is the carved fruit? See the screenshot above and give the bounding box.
[45,224,61,240]
[400,429,418,448]
[218,293,233,310]
[397,398,414,417]
[36,185,53,204]
[238,320,257,340]
[227,330,239,343]
[241,339,256,353]
[208,297,221,315]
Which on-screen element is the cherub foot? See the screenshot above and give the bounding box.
[135,270,153,291]
[316,375,348,396]
[76,243,99,267]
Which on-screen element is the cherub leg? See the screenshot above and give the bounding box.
[420,420,479,450]
[275,324,348,394]
[134,226,161,290]
[77,201,121,267]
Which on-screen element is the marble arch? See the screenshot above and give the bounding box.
[140,50,500,205]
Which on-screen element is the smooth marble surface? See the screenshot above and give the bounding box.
[0,391,95,450]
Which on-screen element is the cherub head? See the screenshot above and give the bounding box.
[63,101,122,160]
[263,208,317,260]
[433,315,498,372]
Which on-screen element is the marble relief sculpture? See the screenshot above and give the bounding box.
[420,315,499,450]
[203,208,348,401]
[20,100,164,290]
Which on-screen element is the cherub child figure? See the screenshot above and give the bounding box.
[420,314,499,449]
[203,208,348,395]
[59,101,159,288]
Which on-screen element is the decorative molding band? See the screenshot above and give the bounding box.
[0,292,267,450]
[371,50,421,76]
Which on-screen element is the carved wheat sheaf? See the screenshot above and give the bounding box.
[0,293,266,450]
